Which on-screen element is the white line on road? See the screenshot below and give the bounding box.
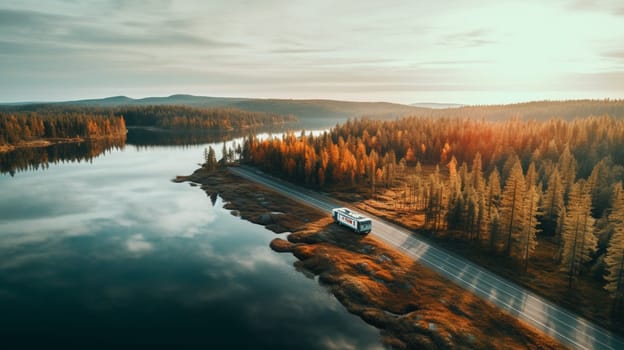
[228,166,624,350]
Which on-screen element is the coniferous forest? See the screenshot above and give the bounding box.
[0,111,127,145]
[241,113,624,328]
[0,105,296,147]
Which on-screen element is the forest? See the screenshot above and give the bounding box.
[0,105,296,147]
[240,114,624,328]
[117,105,296,130]
[0,111,126,145]
[417,99,624,121]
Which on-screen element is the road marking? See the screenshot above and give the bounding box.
[229,166,624,350]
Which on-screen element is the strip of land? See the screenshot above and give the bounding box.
[0,136,122,153]
[179,167,567,349]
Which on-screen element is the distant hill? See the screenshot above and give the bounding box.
[410,102,465,109]
[0,95,427,126]
[64,94,249,108]
[430,99,624,121]
[2,96,624,124]
[230,98,426,121]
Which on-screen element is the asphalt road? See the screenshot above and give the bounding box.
[229,166,624,350]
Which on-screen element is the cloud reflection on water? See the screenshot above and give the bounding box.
[0,144,382,348]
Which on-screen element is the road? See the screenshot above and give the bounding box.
[230,166,624,350]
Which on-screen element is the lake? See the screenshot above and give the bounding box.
[0,133,383,348]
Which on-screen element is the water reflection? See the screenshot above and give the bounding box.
[0,125,334,177]
[0,137,126,176]
[126,126,284,148]
[0,141,383,348]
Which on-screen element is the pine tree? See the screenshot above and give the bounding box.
[605,182,624,309]
[525,162,537,189]
[589,157,617,217]
[542,168,565,237]
[514,184,541,272]
[558,145,577,198]
[486,168,502,251]
[472,152,487,242]
[489,207,502,252]
[499,158,525,256]
[203,146,217,171]
[222,141,228,163]
[561,180,597,287]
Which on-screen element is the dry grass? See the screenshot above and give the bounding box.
[328,179,622,336]
[183,167,568,349]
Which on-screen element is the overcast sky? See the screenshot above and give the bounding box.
[1,0,623,104]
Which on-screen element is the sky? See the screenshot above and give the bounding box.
[1,0,623,105]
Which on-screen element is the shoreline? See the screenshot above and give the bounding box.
[178,166,565,349]
[0,134,127,153]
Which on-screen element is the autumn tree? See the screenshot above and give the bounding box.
[499,157,526,256]
[541,168,565,238]
[561,180,597,287]
[558,145,577,198]
[515,184,541,272]
[605,182,624,310]
[486,168,502,251]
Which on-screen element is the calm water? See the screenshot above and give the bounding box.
[0,140,383,348]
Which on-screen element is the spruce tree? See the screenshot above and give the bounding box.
[514,184,541,272]
[605,182,624,309]
[561,180,597,287]
[499,158,525,257]
[558,145,577,199]
[486,168,502,250]
[542,168,565,237]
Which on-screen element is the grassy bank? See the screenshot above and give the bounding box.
[329,185,619,335]
[179,167,566,349]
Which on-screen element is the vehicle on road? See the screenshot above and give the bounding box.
[332,207,372,234]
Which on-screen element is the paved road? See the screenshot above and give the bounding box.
[230,166,624,350]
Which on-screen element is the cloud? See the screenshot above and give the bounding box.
[602,50,624,62]
[561,70,624,90]
[440,29,496,48]
[126,234,153,253]
[419,59,491,66]
[1,1,623,104]
[0,8,71,29]
[567,0,624,16]
[270,47,335,54]
[0,40,86,56]
[63,26,241,49]
[0,6,241,54]
[568,0,599,11]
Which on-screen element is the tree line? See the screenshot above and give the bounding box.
[415,99,624,121]
[0,111,126,145]
[240,115,624,311]
[118,105,296,130]
[0,105,296,146]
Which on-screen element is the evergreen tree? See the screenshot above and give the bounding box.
[542,168,565,237]
[558,145,577,199]
[605,182,624,309]
[561,180,597,287]
[486,168,502,250]
[499,158,525,256]
[525,162,538,189]
[203,146,217,171]
[514,184,541,271]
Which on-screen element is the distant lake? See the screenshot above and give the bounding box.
[0,132,383,348]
